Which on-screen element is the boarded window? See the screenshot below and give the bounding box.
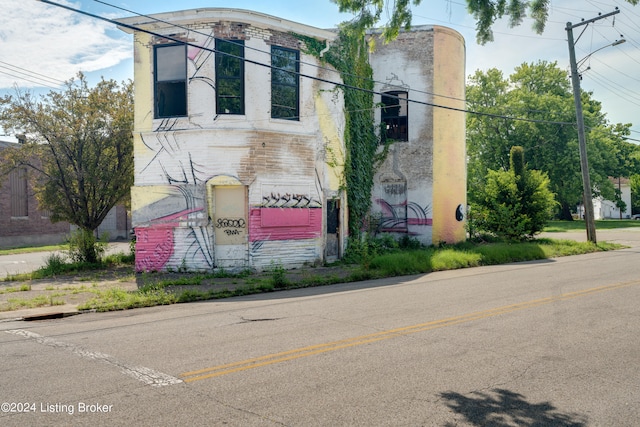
[271,46,300,120]
[216,40,245,115]
[381,91,408,141]
[10,167,28,217]
[154,44,187,118]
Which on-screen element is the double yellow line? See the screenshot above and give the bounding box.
[180,280,639,383]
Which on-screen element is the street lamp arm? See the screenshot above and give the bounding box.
[577,39,626,69]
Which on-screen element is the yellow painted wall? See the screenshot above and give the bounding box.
[315,93,345,193]
[431,27,467,244]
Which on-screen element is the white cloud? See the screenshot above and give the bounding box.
[0,0,131,89]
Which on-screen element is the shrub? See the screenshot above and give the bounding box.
[469,146,556,241]
[66,229,107,264]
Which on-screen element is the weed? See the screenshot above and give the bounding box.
[1,295,64,311]
[0,284,31,294]
[269,262,290,289]
[78,287,177,312]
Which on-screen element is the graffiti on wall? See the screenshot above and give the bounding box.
[261,193,322,208]
[375,199,432,232]
[249,183,323,243]
[215,218,247,236]
[133,184,214,272]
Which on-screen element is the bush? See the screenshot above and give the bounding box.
[66,229,107,264]
[40,253,69,275]
[469,146,556,241]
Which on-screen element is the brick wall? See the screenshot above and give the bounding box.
[0,167,70,248]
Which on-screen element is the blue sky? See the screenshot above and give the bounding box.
[1,0,639,138]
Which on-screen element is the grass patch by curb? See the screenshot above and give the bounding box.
[74,238,624,313]
[544,220,640,232]
[0,295,65,312]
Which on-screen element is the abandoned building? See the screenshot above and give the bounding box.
[116,8,466,272]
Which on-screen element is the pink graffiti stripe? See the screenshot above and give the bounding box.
[135,226,174,272]
[150,208,204,226]
[133,208,202,271]
[408,218,433,225]
[187,46,201,60]
[249,208,322,241]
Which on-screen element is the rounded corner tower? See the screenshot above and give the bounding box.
[369,25,466,245]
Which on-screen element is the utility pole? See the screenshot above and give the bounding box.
[565,9,619,244]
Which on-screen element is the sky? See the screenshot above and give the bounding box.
[1,0,639,140]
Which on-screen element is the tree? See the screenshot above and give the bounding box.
[631,174,640,215]
[466,61,632,220]
[0,74,134,263]
[470,146,555,240]
[332,0,639,44]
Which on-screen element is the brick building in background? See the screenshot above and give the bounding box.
[0,139,71,248]
[0,139,129,249]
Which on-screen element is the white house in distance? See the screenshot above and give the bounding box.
[116,8,466,272]
[579,177,633,220]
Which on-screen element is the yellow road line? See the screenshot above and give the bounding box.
[180,279,639,383]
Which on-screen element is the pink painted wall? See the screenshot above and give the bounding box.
[249,208,322,241]
[134,208,203,271]
[135,227,174,271]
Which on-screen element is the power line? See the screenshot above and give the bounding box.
[95,0,468,105]
[0,69,60,90]
[39,0,624,129]
[0,60,66,86]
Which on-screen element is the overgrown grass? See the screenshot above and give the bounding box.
[78,287,178,312]
[2,251,134,282]
[365,239,621,277]
[0,295,65,311]
[544,219,640,232]
[2,235,628,314]
[0,244,67,256]
[75,237,625,312]
[0,284,32,294]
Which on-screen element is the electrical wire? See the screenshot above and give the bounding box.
[94,0,468,105]
[32,0,640,134]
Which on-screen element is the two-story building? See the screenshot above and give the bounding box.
[116,8,466,272]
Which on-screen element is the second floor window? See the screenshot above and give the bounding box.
[381,91,408,141]
[271,46,299,120]
[154,44,187,118]
[216,39,245,115]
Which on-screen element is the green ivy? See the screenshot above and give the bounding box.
[295,27,382,237]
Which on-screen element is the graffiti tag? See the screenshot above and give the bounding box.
[215,218,246,229]
[261,193,321,208]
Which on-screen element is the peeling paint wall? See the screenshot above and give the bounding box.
[431,27,467,244]
[119,9,346,272]
[369,26,466,245]
[120,9,465,272]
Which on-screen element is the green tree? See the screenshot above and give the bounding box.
[466,61,631,220]
[0,73,134,263]
[631,174,640,215]
[470,146,555,240]
[332,0,639,44]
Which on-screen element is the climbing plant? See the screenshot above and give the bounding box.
[296,25,382,237]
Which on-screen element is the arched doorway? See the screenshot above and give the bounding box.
[206,176,248,269]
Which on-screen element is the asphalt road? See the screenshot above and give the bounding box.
[1,228,639,426]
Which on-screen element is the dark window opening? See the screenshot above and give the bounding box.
[216,39,245,115]
[271,46,300,120]
[326,199,339,234]
[154,44,187,118]
[10,167,28,217]
[381,91,408,141]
